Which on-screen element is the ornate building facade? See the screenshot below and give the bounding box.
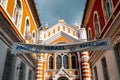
[0,0,41,80]
[37,20,92,80]
[82,0,120,80]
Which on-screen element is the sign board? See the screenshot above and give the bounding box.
[11,38,113,54]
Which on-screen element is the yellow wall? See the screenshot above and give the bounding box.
[50,36,72,44]
[7,0,15,17]
[6,0,37,43]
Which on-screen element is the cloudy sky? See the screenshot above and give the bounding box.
[34,0,86,27]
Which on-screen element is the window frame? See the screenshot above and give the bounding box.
[71,54,77,69]
[18,62,26,80]
[56,55,62,69]
[12,0,23,30]
[63,55,69,69]
[32,30,36,44]
[24,17,32,42]
[48,55,53,69]
[102,0,113,20]
[88,27,92,40]
[93,66,98,80]
[101,57,110,80]
[93,12,101,39]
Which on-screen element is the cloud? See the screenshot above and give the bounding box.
[35,0,86,27]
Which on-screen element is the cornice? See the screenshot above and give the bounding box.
[81,0,95,27]
[44,31,79,44]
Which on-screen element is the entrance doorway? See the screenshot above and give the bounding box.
[57,77,68,80]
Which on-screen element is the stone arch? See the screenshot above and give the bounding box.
[57,76,69,80]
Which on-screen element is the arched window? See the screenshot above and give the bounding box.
[88,27,92,40]
[73,31,76,36]
[53,29,55,34]
[63,55,69,69]
[72,55,77,69]
[103,0,113,20]
[94,13,101,39]
[13,0,22,29]
[56,55,62,69]
[49,56,53,69]
[48,32,50,37]
[32,31,36,43]
[25,18,30,40]
[68,28,70,33]
[58,26,60,31]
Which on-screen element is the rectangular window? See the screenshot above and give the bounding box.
[101,57,110,80]
[19,62,26,80]
[2,49,15,80]
[28,69,32,80]
[93,66,98,80]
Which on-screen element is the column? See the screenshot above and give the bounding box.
[68,53,72,69]
[53,53,56,69]
[80,51,91,80]
[77,52,82,80]
[36,54,44,80]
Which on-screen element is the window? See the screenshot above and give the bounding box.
[103,0,113,19]
[101,57,110,80]
[28,69,33,80]
[94,13,101,39]
[49,56,53,69]
[13,0,22,29]
[88,28,92,40]
[71,55,77,69]
[53,29,55,34]
[32,31,36,43]
[0,0,8,8]
[25,18,31,40]
[19,62,26,80]
[73,31,76,36]
[63,55,69,69]
[58,26,60,31]
[93,66,98,80]
[68,28,70,33]
[48,32,50,37]
[2,49,15,80]
[114,43,120,74]
[56,55,62,69]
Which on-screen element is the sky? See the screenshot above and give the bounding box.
[34,0,86,27]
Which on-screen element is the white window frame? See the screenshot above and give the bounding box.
[48,55,53,69]
[12,0,23,30]
[24,17,30,37]
[88,27,92,41]
[32,30,36,44]
[101,0,113,21]
[93,11,101,39]
[71,54,77,69]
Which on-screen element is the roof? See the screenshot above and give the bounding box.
[27,0,41,28]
